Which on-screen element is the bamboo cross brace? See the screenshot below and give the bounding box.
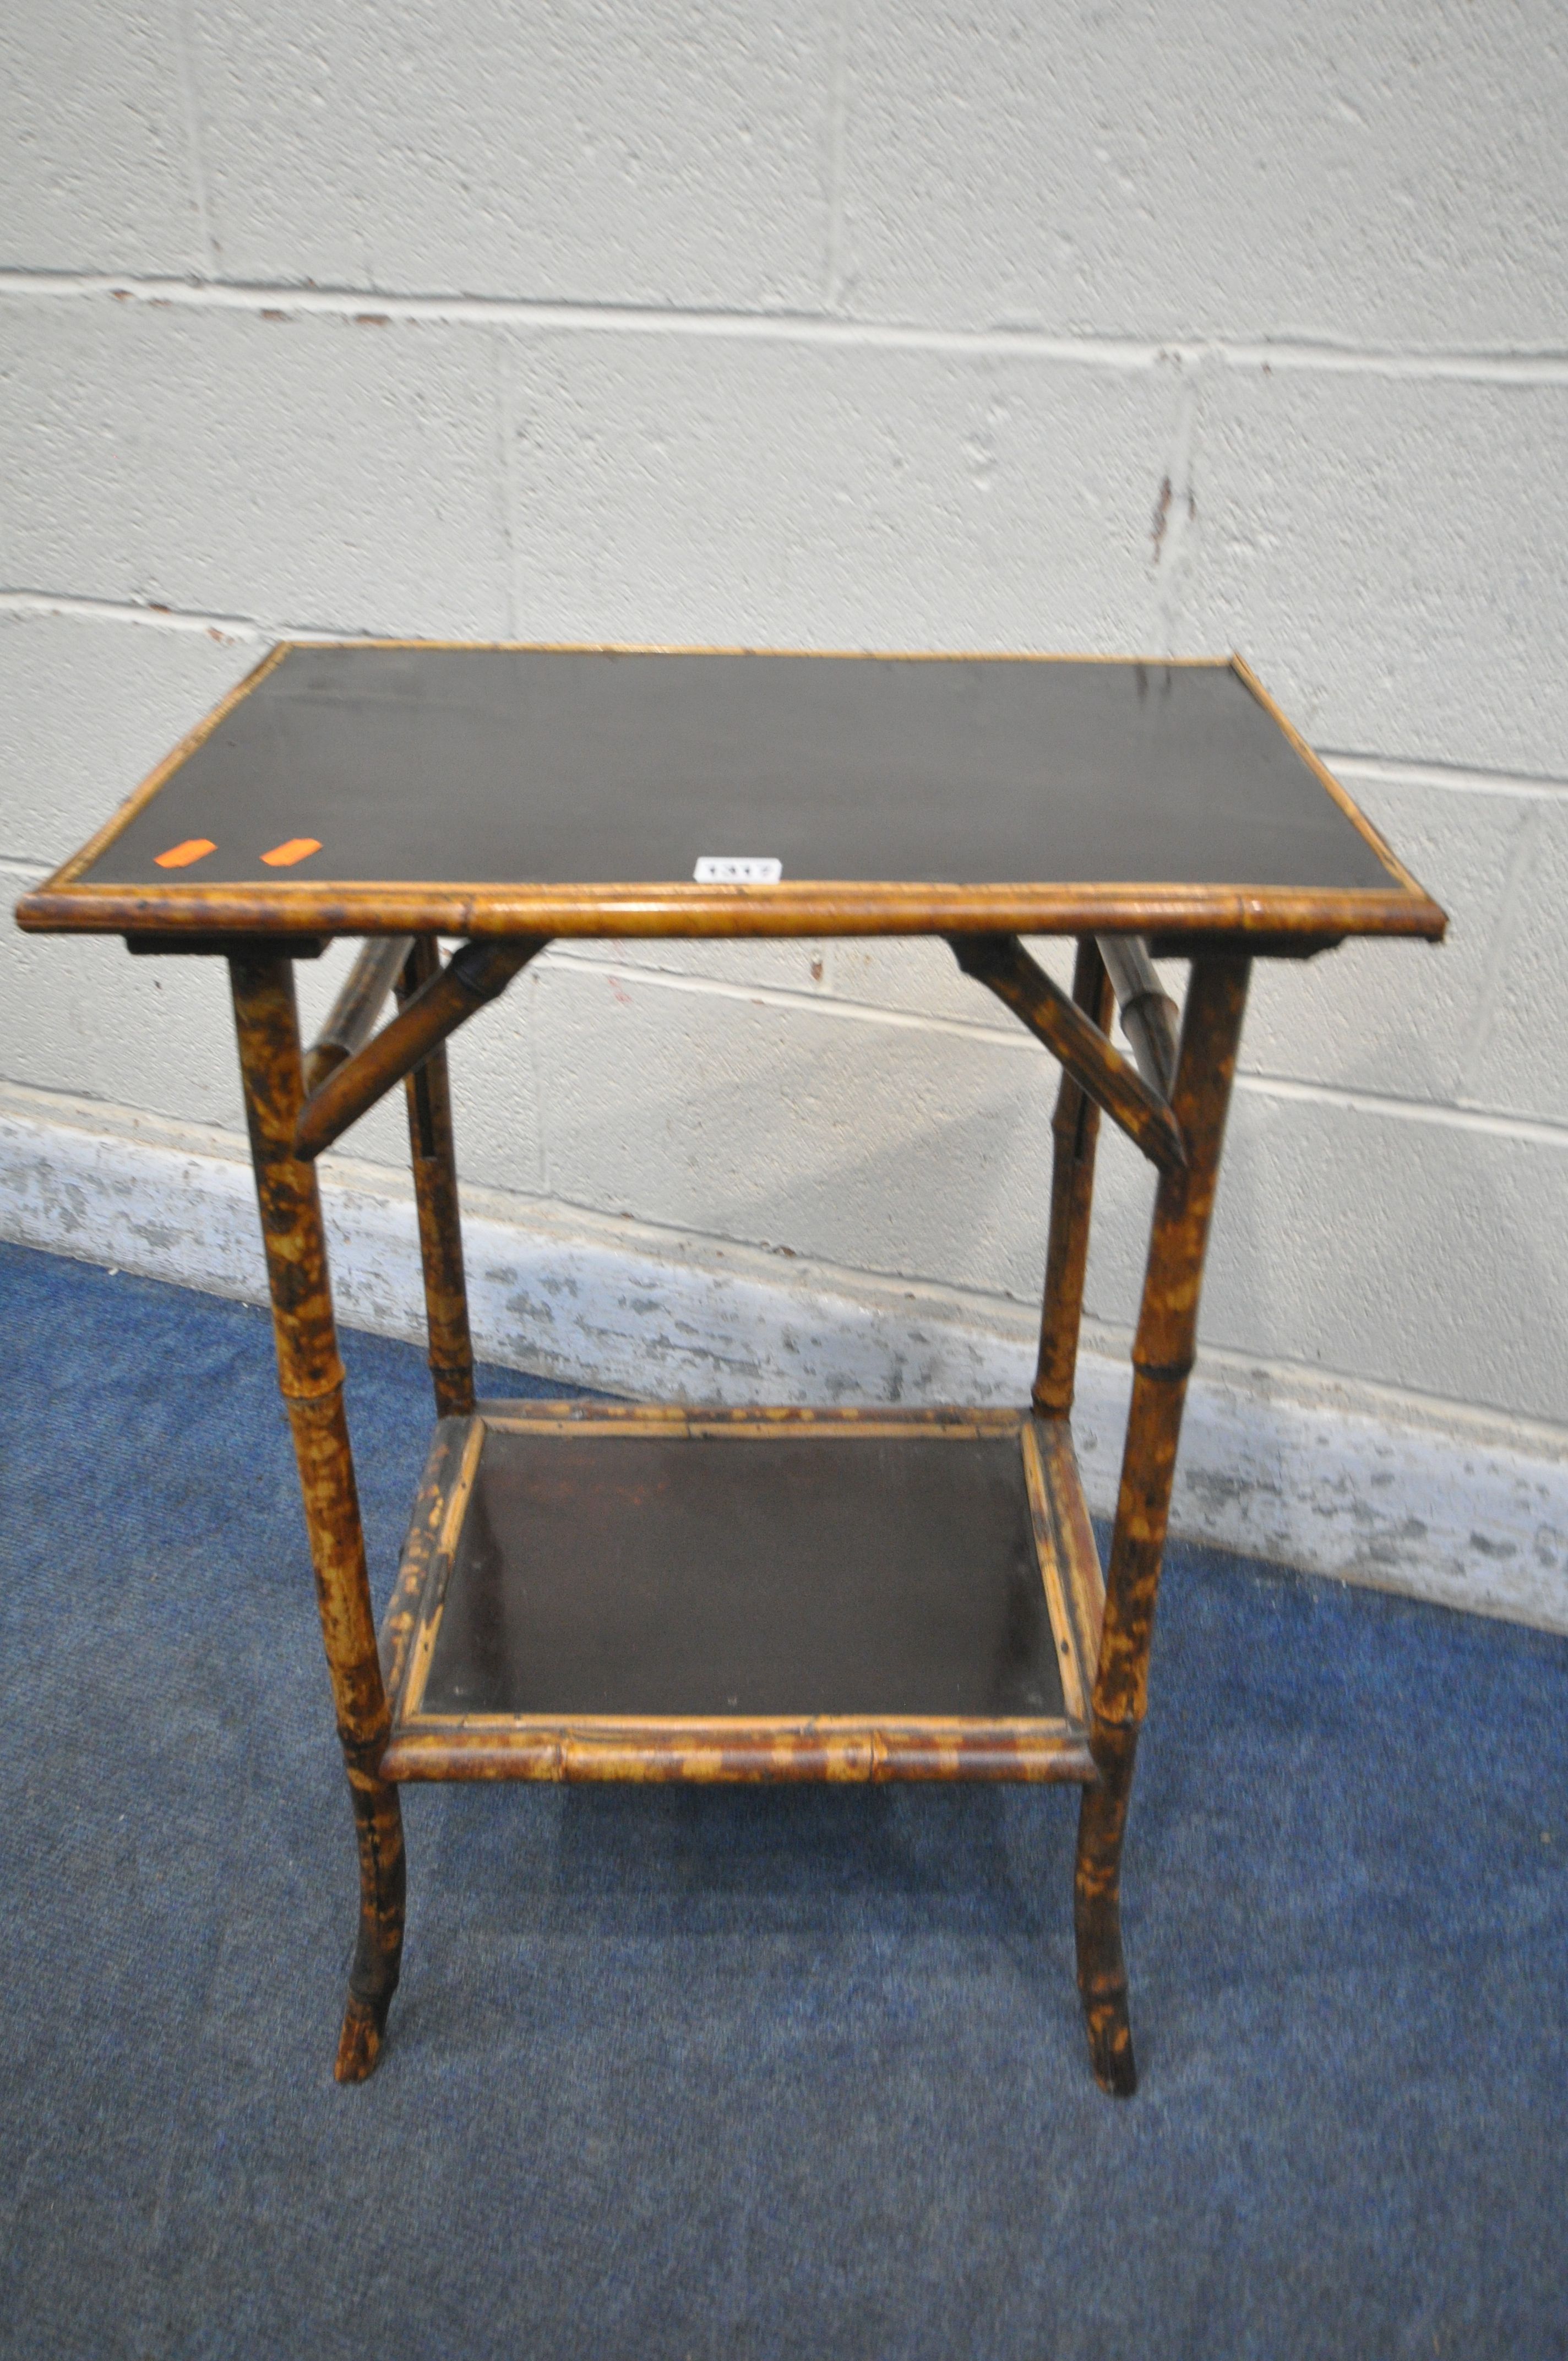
[294,935,548,1160]
[302,935,414,1095]
[1095,934,1180,1099]
[948,933,1185,1172]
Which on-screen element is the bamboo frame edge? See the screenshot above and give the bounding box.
[1020,1421,1091,1727]
[377,1417,469,1707]
[40,640,290,893]
[379,1718,1097,1785]
[15,878,1445,943]
[1228,652,1447,935]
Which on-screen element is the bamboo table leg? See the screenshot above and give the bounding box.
[1075,954,1251,2096]
[1035,937,1114,1418]
[395,935,476,1419]
[230,949,406,2082]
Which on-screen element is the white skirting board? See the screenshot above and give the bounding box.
[4,1079,1566,1635]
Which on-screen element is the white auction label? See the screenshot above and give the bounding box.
[693,856,783,884]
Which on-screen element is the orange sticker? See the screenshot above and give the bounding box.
[154,837,217,869]
[260,837,322,868]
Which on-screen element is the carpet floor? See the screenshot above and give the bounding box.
[1,1241,1565,2359]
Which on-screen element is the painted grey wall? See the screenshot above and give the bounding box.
[3,3,1566,1452]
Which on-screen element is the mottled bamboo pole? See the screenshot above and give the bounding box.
[395,935,476,1417]
[1033,937,1114,1418]
[303,936,413,1095]
[229,950,406,2083]
[1075,954,1250,2097]
[295,935,547,1160]
[1095,934,1180,1100]
[949,933,1184,1172]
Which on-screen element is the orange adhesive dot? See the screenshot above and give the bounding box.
[154,837,217,869]
[260,837,322,868]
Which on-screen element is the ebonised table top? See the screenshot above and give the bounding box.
[17,643,1444,947]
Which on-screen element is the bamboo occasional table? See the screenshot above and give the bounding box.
[16,645,1445,2096]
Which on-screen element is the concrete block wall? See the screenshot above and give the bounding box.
[4,2,1567,1611]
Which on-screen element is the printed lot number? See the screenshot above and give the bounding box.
[693,856,783,884]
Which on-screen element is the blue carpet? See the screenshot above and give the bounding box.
[1,1240,1565,2358]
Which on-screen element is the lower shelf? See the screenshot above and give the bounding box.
[377,1402,1105,1784]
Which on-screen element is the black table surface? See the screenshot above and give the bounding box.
[20,644,1445,942]
[422,1424,1068,1722]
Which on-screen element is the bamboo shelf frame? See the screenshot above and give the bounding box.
[376,1403,1104,1786]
